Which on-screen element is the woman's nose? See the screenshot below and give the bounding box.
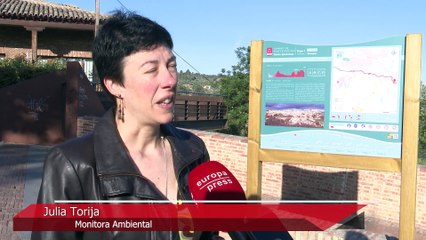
[161,68,177,88]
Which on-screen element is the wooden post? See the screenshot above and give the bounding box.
[399,33,422,240]
[31,30,37,62]
[24,27,44,62]
[95,0,100,37]
[246,40,263,200]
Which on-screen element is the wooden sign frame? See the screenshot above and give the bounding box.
[246,34,422,240]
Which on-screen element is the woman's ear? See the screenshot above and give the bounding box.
[104,77,123,97]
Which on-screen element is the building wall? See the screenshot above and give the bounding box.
[188,129,426,232]
[0,25,92,59]
[0,25,30,58]
[38,28,93,58]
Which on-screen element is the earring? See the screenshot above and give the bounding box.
[117,94,124,122]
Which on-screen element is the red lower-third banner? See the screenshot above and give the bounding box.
[14,203,365,231]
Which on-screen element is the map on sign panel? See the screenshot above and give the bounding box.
[331,46,401,115]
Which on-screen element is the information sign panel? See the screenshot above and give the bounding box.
[260,37,405,158]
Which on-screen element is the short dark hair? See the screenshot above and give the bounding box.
[92,10,173,96]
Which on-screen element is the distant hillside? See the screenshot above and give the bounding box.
[177,70,221,95]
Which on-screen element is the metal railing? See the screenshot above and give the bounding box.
[173,95,226,121]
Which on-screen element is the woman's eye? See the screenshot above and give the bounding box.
[145,67,157,74]
[168,63,177,71]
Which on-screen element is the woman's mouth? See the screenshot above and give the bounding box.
[161,98,172,104]
[157,96,175,110]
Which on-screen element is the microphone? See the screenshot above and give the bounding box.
[187,161,293,240]
[186,161,253,240]
[188,161,246,201]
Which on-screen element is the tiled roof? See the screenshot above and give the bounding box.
[0,0,107,24]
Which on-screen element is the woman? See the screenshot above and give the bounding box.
[31,11,215,240]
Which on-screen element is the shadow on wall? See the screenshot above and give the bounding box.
[281,165,358,201]
[0,71,67,145]
[0,62,105,145]
[280,165,365,235]
[282,165,364,231]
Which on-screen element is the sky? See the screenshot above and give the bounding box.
[56,0,425,82]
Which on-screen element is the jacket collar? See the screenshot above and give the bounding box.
[93,109,204,198]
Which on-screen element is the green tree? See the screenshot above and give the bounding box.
[0,56,65,88]
[219,46,250,136]
[177,70,221,94]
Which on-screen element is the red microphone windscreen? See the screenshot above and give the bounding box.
[188,161,246,201]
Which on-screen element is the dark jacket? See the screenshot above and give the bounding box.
[31,109,211,240]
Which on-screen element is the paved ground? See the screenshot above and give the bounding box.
[0,143,425,240]
[0,144,49,240]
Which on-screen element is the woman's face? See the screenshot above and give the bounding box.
[120,45,177,126]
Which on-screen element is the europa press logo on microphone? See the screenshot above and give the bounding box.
[196,170,233,192]
[188,161,246,201]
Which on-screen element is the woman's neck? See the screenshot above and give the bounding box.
[116,118,163,155]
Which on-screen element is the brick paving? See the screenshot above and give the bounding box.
[0,144,50,240]
[0,144,29,240]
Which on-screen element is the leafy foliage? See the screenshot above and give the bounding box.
[219,47,250,136]
[177,70,221,94]
[0,56,65,88]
